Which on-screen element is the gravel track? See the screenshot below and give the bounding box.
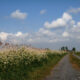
[44,55,80,80]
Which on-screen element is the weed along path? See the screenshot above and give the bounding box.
[44,55,80,80]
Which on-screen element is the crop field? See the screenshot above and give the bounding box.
[0,47,66,80]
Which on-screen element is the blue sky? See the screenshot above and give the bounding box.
[0,0,80,50]
[0,0,80,33]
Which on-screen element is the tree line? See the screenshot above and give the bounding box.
[61,46,76,52]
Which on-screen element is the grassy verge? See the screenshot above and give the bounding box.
[75,52,80,56]
[0,48,66,80]
[28,53,66,80]
[70,54,80,70]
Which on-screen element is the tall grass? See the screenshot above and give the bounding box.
[0,47,66,80]
[70,54,80,70]
[75,52,80,56]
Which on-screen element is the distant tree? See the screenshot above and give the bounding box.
[61,47,63,51]
[61,46,65,51]
[45,48,50,50]
[61,46,68,51]
[65,46,68,51]
[72,47,76,52]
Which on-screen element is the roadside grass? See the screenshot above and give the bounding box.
[0,48,67,80]
[75,52,80,56]
[27,53,66,80]
[70,53,80,70]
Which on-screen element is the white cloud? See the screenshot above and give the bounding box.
[44,13,72,29]
[0,31,29,43]
[68,8,80,14]
[39,28,50,35]
[71,22,80,32]
[62,32,69,37]
[0,32,9,41]
[40,10,46,14]
[1,11,80,50]
[49,39,58,43]
[44,19,66,28]
[77,22,80,27]
[28,39,33,42]
[38,28,55,36]
[15,32,23,37]
[62,12,72,21]
[11,10,27,19]
[70,20,75,25]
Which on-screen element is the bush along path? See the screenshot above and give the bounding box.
[44,54,80,80]
[75,52,80,57]
[0,48,66,80]
[73,53,80,59]
[70,53,80,71]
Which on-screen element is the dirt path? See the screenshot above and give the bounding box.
[44,55,80,80]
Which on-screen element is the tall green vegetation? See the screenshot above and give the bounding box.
[0,47,66,80]
[72,47,76,52]
[75,52,80,56]
[61,46,68,51]
[70,53,80,70]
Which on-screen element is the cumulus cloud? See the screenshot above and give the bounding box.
[62,12,72,21]
[40,10,46,14]
[77,22,80,27]
[0,32,29,43]
[15,32,23,37]
[62,32,69,37]
[1,10,80,50]
[71,22,80,32]
[44,13,72,29]
[0,32,9,41]
[44,19,66,28]
[68,8,80,14]
[11,10,27,19]
[38,28,55,36]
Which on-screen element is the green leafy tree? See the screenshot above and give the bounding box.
[61,46,65,51]
[61,46,68,51]
[72,47,76,52]
[65,46,68,51]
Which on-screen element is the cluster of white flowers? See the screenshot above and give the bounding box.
[0,47,65,68]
